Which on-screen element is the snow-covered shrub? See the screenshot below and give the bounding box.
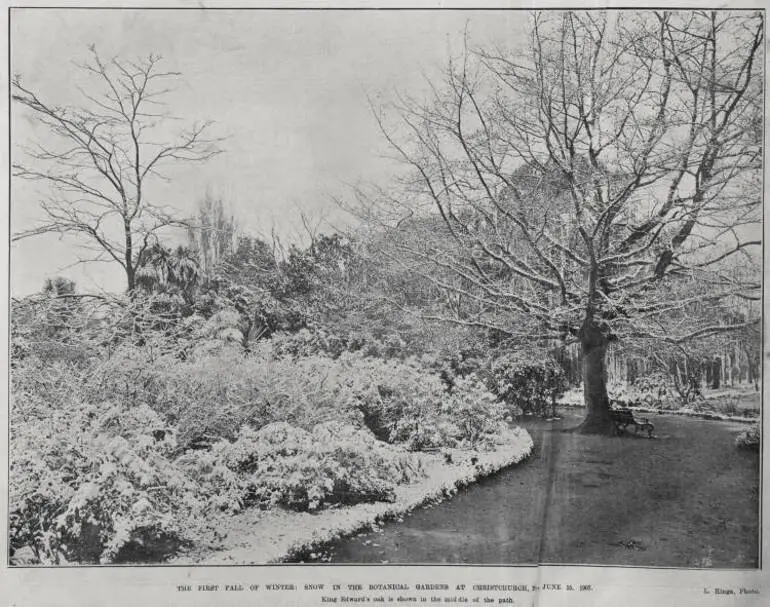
[270,328,347,359]
[310,421,424,498]
[88,348,367,449]
[488,351,568,417]
[390,399,452,451]
[10,296,99,368]
[10,380,203,564]
[181,422,423,513]
[87,347,249,448]
[433,347,489,390]
[443,377,508,450]
[629,372,672,408]
[270,327,413,361]
[339,354,450,448]
[736,424,760,451]
[84,344,166,409]
[333,354,512,451]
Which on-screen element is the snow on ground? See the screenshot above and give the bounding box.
[558,385,759,423]
[174,427,534,565]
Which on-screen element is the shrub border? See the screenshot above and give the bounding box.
[280,429,534,564]
[184,428,534,565]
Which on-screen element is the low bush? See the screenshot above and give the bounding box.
[488,351,568,417]
[10,392,202,565]
[443,377,508,450]
[180,421,424,512]
[418,344,488,390]
[390,375,507,451]
[338,355,507,450]
[629,372,672,408]
[736,424,760,451]
[344,355,447,446]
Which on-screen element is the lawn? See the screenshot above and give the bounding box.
[533,413,759,567]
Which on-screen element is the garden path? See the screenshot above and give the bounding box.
[313,412,759,567]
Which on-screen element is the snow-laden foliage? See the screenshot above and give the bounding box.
[336,355,507,450]
[10,366,203,564]
[85,346,364,448]
[10,333,516,564]
[488,352,568,417]
[180,422,425,513]
[82,343,511,452]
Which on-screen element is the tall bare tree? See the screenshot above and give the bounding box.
[363,10,762,432]
[12,46,223,291]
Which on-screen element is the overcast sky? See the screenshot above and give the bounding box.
[10,8,527,295]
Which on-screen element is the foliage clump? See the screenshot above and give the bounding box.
[487,352,568,417]
[181,421,424,513]
[342,355,506,451]
[10,323,519,564]
[10,373,200,564]
[736,424,760,451]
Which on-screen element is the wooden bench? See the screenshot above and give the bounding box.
[610,408,655,438]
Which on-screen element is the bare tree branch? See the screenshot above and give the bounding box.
[12,47,225,291]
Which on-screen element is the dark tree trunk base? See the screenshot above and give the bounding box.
[579,314,614,435]
[576,415,617,435]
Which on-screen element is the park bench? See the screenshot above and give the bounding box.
[610,408,655,438]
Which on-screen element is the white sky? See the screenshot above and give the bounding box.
[10,8,527,295]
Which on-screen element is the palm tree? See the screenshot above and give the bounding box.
[136,243,201,300]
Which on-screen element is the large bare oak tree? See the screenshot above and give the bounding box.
[363,10,762,432]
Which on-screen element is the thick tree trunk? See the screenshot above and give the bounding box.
[711,357,721,390]
[126,264,136,292]
[578,315,615,434]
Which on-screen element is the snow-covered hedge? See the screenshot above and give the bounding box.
[191,426,535,565]
[10,391,202,565]
[179,422,425,513]
[10,340,517,564]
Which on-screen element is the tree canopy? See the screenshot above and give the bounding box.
[356,10,762,431]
